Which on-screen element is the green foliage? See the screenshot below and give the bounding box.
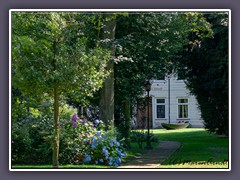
[59,114,126,167]
[12,12,111,102]
[12,116,52,164]
[59,117,97,164]
[113,12,195,141]
[82,131,126,167]
[11,12,112,166]
[175,12,229,135]
[130,131,159,149]
[11,99,77,165]
[114,13,190,101]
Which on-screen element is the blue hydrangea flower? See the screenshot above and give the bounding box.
[84,155,91,163]
[114,162,119,167]
[117,157,121,164]
[91,143,96,149]
[112,139,115,143]
[103,148,109,158]
[93,119,99,125]
[96,131,101,137]
[102,146,107,151]
[109,141,114,147]
[116,148,121,156]
[91,137,98,149]
[108,157,113,166]
[103,134,108,140]
[121,152,126,157]
[99,159,104,163]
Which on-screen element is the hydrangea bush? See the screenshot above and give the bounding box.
[83,131,126,167]
[60,114,126,167]
[59,114,96,164]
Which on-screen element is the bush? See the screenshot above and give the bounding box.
[59,114,97,164]
[130,131,159,148]
[12,114,53,165]
[60,114,126,167]
[11,101,77,165]
[82,131,126,167]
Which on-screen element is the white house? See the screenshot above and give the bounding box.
[149,74,204,128]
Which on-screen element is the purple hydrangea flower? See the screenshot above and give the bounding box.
[71,121,78,127]
[60,125,65,129]
[71,114,78,121]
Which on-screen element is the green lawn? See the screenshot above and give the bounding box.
[12,164,110,169]
[12,128,229,169]
[152,128,229,169]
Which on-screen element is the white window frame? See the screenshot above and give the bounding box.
[156,98,166,119]
[178,98,189,119]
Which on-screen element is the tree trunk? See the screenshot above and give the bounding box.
[52,86,60,168]
[99,14,116,130]
[123,99,131,148]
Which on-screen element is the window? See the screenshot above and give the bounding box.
[156,98,165,118]
[178,98,188,118]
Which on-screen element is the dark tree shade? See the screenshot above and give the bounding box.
[176,13,229,135]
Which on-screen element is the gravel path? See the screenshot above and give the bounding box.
[118,141,181,168]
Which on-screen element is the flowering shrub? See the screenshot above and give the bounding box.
[59,114,97,164]
[83,131,126,167]
[59,114,126,167]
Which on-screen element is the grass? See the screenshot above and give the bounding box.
[12,164,110,169]
[151,128,229,169]
[12,128,229,169]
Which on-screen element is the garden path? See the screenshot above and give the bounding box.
[118,141,181,168]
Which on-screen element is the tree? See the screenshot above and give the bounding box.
[113,12,192,144]
[175,12,229,135]
[99,13,116,130]
[12,12,110,167]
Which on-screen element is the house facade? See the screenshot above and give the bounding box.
[135,74,204,129]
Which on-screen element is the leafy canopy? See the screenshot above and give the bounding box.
[12,12,111,103]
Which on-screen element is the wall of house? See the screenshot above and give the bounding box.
[150,75,204,128]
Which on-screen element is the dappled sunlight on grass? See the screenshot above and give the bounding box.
[159,161,229,169]
[150,128,229,168]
